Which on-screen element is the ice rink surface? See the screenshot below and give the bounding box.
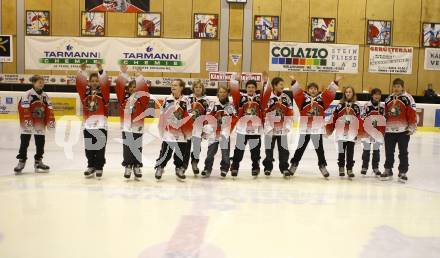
[0,120,439,258]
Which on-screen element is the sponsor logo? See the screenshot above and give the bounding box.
[119,46,184,67]
[39,45,103,65]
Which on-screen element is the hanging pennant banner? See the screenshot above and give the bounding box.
[85,0,149,13]
[25,36,201,73]
[269,42,359,73]
[368,46,413,74]
[424,48,440,71]
[230,54,241,66]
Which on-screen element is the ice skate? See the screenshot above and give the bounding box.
[84,167,95,178]
[133,166,142,180]
[14,159,26,175]
[176,167,186,182]
[34,159,50,173]
[319,166,330,179]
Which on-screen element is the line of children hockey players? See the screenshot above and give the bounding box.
[15,70,417,183]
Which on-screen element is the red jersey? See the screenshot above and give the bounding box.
[384,92,417,133]
[115,75,150,133]
[204,98,238,140]
[76,70,110,130]
[327,101,362,142]
[361,101,386,144]
[18,88,55,135]
[264,91,294,135]
[291,80,338,134]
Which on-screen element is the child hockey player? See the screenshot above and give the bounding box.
[76,63,110,179]
[327,86,362,179]
[201,85,238,178]
[262,77,294,178]
[381,78,417,182]
[154,79,192,181]
[360,88,385,177]
[289,75,342,178]
[115,65,150,180]
[230,78,264,178]
[14,75,55,174]
[183,80,210,176]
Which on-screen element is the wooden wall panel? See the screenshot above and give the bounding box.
[229,4,244,40]
[366,0,393,19]
[228,40,242,73]
[25,0,52,10]
[253,0,282,16]
[306,73,335,91]
[192,40,219,79]
[2,0,17,35]
[417,49,440,95]
[193,0,220,13]
[421,0,440,21]
[163,0,192,38]
[363,48,391,94]
[393,0,421,47]
[150,0,164,12]
[2,37,17,74]
[251,41,278,78]
[162,0,193,79]
[107,13,136,37]
[309,0,338,18]
[281,0,309,42]
[337,0,366,44]
[52,0,80,36]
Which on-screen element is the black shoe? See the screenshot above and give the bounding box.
[252,168,260,177]
[282,170,291,179]
[14,159,26,174]
[220,170,228,178]
[347,169,355,178]
[361,168,367,176]
[176,167,186,181]
[231,169,238,179]
[34,159,50,173]
[95,170,103,178]
[380,169,393,181]
[133,166,142,180]
[398,172,408,183]
[319,166,330,179]
[124,166,132,179]
[373,168,382,177]
[84,167,96,177]
[201,169,211,178]
[191,161,200,176]
[264,170,271,176]
[155,167,164,180]
[339,167,345,177]
[288,164,297,176]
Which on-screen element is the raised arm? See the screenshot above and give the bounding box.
[322,75,342,109]
[289,74,305,108]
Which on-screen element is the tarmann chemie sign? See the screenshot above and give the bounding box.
[269,42,359,73]
[25,36,201,73]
